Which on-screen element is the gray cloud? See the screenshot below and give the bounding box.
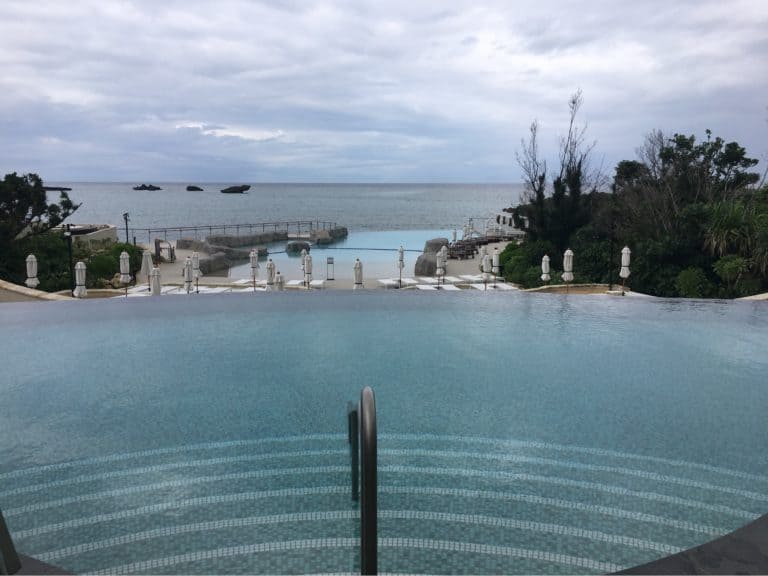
[0,0,766,182]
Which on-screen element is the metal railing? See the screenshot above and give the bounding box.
[0,507,21,575]
[347,386,377,575]
[129,220,339,244]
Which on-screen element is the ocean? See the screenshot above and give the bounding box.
[51,182,522,233]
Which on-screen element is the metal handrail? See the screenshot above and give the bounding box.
[0,507,21,575]
[347,387,377,575]
[347,401,359,502]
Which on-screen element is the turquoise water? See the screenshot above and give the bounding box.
[1,293,767,574]
[56,182,514,278]
[53,182,519,232]
[229,229,453,280]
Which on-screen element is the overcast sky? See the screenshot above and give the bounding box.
[1,0,766,183]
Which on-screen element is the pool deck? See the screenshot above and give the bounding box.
[15,554,72,575]
[0,279,71,302]
[617,512,768,575]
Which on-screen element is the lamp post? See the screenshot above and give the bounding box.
[122,212,130,244]
[63,224,74,294]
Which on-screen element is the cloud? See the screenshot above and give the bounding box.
[0,0,766,181]
[175,122,285,143]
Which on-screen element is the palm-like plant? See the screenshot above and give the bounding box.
[704,200,752,257]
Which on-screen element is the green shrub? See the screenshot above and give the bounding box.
[86,242,143,287]
[675,267,714,298]
[500,239,556,288]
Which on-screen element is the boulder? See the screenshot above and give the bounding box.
[207,244,258,260]
[286,240,311,254]
[199,252,229,274]
[423,237,449,254]
[308,226,347,245]
[220,185,251,194]
[415,253,437,276]
[414,237,449,276]
[329,226,349,239]
[133,184,162,191]
[186,185,204,191]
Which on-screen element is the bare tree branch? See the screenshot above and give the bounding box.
[515,120,547,203]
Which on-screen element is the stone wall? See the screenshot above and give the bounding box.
[176,237,267,260]
[176,225,348,265]
[205,231,289,247]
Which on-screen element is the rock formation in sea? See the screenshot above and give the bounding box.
[220,185,251,193]
[286,240,311,254]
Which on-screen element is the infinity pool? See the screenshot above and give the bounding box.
[1,292,766,574]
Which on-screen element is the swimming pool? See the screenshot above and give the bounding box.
[1,293,766,574]
[228,229,453,281]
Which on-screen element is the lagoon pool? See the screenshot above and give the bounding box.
[228,229,454,281]
[1,292,767,574]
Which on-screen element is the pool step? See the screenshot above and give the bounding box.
[2,433,765,574]
[374,435,767,573]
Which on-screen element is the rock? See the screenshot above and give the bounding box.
[329,226,349,239]
[415,253,437,276]
[186,185,204,191]
[308,226,347,245]
[207,244,257,260]
[423,238,449,254]
[312,230,333,245]
[205,232,288,247]
[199,252,229,274]
[286,241,311,254]
[176,237,210,252]
[414,237,449,276]
[176,237,266,260]
[133,184,162,191]
[220,185,251,194]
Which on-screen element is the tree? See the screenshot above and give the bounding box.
[0,172,80,282]
[516,120,547,204]
[615,131,760,241]
[675,267,714,298]
[713,255,749,297]
[513,90,601,253]
[0,173,79,245]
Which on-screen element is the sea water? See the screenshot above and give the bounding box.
[52,182,520,232]
[54,182,517,280]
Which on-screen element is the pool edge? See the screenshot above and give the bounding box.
[617,512,768,575]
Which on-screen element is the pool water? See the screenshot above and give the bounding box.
[1,293,766,574]
[228,229,454,281]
